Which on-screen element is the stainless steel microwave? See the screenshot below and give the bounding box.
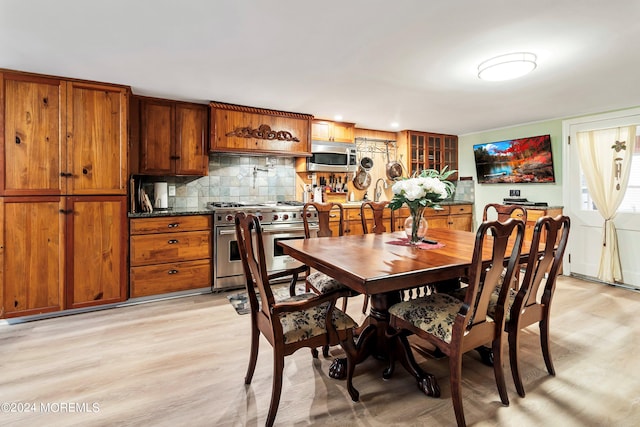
[307,141,358,172]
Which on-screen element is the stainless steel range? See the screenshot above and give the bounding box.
[207,201,318,290]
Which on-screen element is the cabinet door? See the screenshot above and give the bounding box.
[409,132,427,175]
[311,120,332,141]
[0,197,64,317]
[65,196,127,309]
[175,103,208,175]
[2,73,65,195]
[140,99,174,175]
[67,82,128,194]
[448,215,472,231]
[331,122,355,143]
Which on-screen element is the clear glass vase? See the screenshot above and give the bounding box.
[404,208,428,244]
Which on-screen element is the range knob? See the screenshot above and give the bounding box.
[225,214,233,222]
[283,214,289,220]
[273,214,279,221]
[258,215,263,221]
[306,212,312,218]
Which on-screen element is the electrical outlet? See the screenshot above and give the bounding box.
[168,185,176,196]
[509,189,521,197]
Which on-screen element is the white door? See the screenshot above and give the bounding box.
[563,108,640,289]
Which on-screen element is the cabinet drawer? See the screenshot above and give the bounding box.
[130,215,211,234]
[130,259,211,297]
[130,231,211,265]
[425,206,450,216]
[449,204,472,215]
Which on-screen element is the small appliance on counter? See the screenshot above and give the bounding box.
[154,182,169,210]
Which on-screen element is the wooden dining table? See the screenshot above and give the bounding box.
[279,227,532,398]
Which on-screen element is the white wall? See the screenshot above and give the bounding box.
[458,119,564,228]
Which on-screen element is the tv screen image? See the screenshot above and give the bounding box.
[473,134,555,184]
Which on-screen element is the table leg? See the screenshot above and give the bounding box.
[383,332,441,397]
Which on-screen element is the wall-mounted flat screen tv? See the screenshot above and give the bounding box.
[473,134,555,184]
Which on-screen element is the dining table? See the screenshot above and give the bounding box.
[278,227,533,398]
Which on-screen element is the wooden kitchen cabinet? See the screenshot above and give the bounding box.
[0,197,64,317]
[1,70,129,318]
[0,195,127,317]
[130,96,208,176]
[311,119,355,143]
[0,72,128,196]
[130,215,212,297]
[65,196,128,309]
[397,130,458,179]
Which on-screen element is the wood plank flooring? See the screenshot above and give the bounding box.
[0,275,639,426]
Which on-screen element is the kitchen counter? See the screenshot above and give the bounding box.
[128,208,213,218]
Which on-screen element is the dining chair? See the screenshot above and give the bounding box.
[360,200,395,234]
[490,214,571,397]
[483,203,528,289]
[386,218,525,427]
[302,202,357,313]
[234,212,360,427]
[359,201,396,313]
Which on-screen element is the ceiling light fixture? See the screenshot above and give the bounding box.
[478,52,537,82]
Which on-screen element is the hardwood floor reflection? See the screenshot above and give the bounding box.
[0,275,639,426]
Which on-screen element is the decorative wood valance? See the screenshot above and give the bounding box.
[209,101,313,120]
[210,101,312,156]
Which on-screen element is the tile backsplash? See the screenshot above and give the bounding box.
[141,154,297,209]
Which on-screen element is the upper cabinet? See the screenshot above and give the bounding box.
[210,102,312,156]
[130,96,208,176]
[397,130,458,179]
[1,72,128,196]
[311,119,355,143]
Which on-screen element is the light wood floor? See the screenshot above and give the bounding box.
[1,275,639,426]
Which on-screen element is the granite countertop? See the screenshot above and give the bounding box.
[128,208,213,218]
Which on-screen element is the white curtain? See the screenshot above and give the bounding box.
[576,126,636,282]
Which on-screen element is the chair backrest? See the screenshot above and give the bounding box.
[303,202,344,238]
[234,212,276,321]
[460,218,525,333]
[511,215,570,316]
[483,203,527,223]
[360,201,395,234]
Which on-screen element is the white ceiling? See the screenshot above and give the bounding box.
[2,0,639,135]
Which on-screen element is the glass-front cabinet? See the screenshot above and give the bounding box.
[402,131,458,179]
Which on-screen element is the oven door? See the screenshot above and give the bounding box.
[214,223,317,289]
[262,224,317,273]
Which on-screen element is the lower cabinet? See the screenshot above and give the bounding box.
[0,196,127,317]
[514,206,564,243]
[129,215,212,298]
[395,204,473,233]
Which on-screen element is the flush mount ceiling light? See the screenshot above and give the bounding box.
[478,52,537,81]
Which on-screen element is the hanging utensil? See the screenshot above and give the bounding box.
[353,156,373,190]
[386,143,403,180]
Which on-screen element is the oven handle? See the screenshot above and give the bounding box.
[218,225,318,235]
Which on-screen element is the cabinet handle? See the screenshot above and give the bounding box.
[60,172,73,177]
[82,168,89,175]
[167,223,180,228]
[59,209,73,214]
[168,269,179,275]
[168,239,179,244]
[170,155,180,160]
[15,135,21,144]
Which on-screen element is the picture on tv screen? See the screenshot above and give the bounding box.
[473,134,555,184]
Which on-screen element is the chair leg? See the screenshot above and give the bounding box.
[311,348,319,358]
[340,331,360,402]
[449,351,466,427]
[540,317,556,376]
[266,352,285,427]
[361,295,369,314]
[491,335,509,406]
[341,296,348,312]
[245,317,260,384]
[509,328,526,398]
